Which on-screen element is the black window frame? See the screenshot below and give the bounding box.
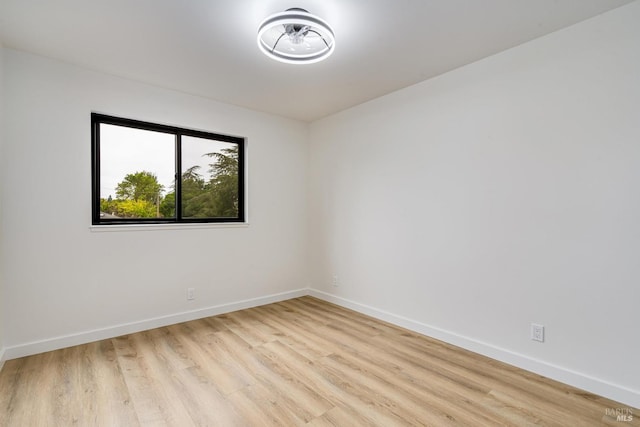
[91,113,245,225]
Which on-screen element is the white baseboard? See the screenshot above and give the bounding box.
[3,288,308,361]
[3,287,638,408]
[309,289,640,409]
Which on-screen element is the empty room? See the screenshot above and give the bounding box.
[0,0,638,425]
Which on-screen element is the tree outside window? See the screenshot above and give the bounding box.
[92,114,245,225]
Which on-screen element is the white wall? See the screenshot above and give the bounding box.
[0,49,309,356]
[309,2,640,407]
[0,45,5,366]
[1,1,639,409]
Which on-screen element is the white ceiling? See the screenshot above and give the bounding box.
[0,0,633,122]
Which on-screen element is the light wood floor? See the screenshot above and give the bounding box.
[0,296,637,426]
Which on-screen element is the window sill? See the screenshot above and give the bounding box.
[89,222,249,232]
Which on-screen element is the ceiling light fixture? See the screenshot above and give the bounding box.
[257,8,335,65]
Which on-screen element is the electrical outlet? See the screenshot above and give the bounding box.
[187,287,195,300]
[531,323,544,342]
[332,275,339,287]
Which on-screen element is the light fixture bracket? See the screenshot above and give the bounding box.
[257,8,335,64]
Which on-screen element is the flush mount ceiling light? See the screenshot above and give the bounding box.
[257,8,335,64]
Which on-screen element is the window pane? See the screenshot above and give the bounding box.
[99,124,175,219]
[181,136,239,219]
[92,113,244,225]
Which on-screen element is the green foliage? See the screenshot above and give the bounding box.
[117,199,157,217]
[100,197,114,214]
[115,171,163,204]
[100,198,157,218]
[100,170,164,218]
[181,166,209,217]
[100,145,239,220]
[204,146,239,217]
[180,146,239,218]
[159,191,175,218]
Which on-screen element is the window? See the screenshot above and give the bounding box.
[91,113,245,225]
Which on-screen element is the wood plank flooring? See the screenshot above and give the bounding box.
[0,296,637,426]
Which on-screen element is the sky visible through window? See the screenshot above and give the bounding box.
[99,124,231,200]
